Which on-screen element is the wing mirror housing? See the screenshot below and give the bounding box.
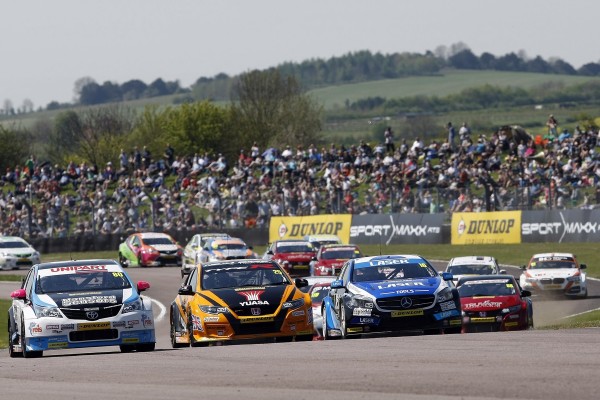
[137,281,150,292]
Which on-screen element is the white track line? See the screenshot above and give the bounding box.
[146,296,167,322]
[561,307,600,320]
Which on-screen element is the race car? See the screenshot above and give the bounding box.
[519,252,588,298]
[181,233,232,277]
[169,259,314,347]
[199,237,258,263]
[321,254,462,339]
[310,244,363,276]
[0,236,41,270]
[118,232,183,268]
[303,234,343,251]
[263,239,315,276]
[7,259,155,358]
[444,256,506,284]
[457,275,533,333]
[309,282,332,339]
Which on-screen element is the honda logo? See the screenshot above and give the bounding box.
[251,308,261,316]
[400,297,412,309]
[86,311,99,320]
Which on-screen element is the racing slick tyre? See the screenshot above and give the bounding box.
[443,327,462,334]
[170,318,189,348]
[136,343,155,352]
[8,316,22,358]
[21,318,42,358]
[118,253,128,268]
[295,334,313,342]
[120,345,135,353]
[138,255,144,268]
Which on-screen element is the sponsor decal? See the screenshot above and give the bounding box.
[464,300,503,309]
[449,319,462,326]
[77,321,111,331]
[60,324,75,330]
[349,214,444,245]
[251,308,261,316]
[141,314,153,327]
[452,211,521,245]
[292,310,305,317]
[543,284,563,289]
[191,315,203,332]
[122,338,140,343]
[439,301,457,312]
[353,307,372,317]
[204,316,220,322]
[240,316,274,324]
[391,309,424,317]
[29,322,42,335]
[48,342,68,349]
[505,322,519,327]
[45,324,59,330]
[112,321,126,328]
[377,282,425,289]
[470,317,496,323]
[369,258,409,266]
[238,290,269,307]
[126,320,140,327]
[433,310,460,320]
[269,215,351,242]
[278,223,288,238]
[347,327,364,333]
[358,317,376,324]
[50,265,108,273]
[217,330,225,336]
[61,295,117,307]
[307,308,313,325]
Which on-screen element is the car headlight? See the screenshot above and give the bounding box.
[33,304,63,318]
[502,305,522,314]
[282,298,305,309]
[199,305,230,314]
[345,294,373,308]
[436,288,454,303]
[122,298,143,314]
[567,275,581,282]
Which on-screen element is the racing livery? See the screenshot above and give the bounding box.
[520,252,588,298]
[0,236,41,270]
[445,255,506,284]
[118,232,183,268]
[199,237,258,263]
[182,233,231,277]
[303,234,343,251]
[457,275,533,333]
[311,244,363,276]
[309,282,331,339]
[321,255,462,338]
[7,259,155,358]
[170,259,313,347]
[263,239,315,276]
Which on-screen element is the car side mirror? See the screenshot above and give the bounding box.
[178,285,194,295]
[580,264,587,269]
[521,290,532,297]
[137,281,150,292]
[499,269,507,274]
[331,280,344,289]
[266,250,274,255]
[441,272,453,281]
[10,289,27,300]
[521,265,527,270]
[295,278,309,288]
[311,256,317,261]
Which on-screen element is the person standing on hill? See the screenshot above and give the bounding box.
[448,122,457,151]
[547,114,559,136]
[384,126,395,153]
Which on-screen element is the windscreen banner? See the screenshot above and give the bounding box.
[521,209,600,243]
[269,215,352,243]
[452,211,521,245]
[349,214,444,245]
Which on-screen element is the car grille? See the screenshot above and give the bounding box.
[16,253,33,258]
[69,329,119,342]
[16,260,33,266]
[541,278,565,284]
[60,304,122,320]
[157,255,181,265]
[232,305,279,317]
[232,320,285,335]
[376,295,436,310]
[225,255,248,260]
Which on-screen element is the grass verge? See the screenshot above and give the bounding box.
[539,309,600,329]
[0,299,9,349]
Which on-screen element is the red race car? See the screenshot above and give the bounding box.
[263,239,315,276]
[457,275,533,333]
[311,244,363,276]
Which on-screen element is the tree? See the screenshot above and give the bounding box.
[230,69,322,152]
[48,110,83,163]
[0,126,32,171]
[73,77,96,103]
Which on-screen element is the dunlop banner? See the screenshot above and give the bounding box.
[350,213,444,245]
[452,211,521,245]
[522,209,600,243]
[269,215,352,243]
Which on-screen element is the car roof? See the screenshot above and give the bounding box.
[448,256,496,265]
[0,236,28,243]
[531,252,575,259]
[37,259,121,270]
[199,233,230,239]
[138,232,174,239]
[456,274,515,284]
[208,238,246,245]
[199,259,279,270]
[353,254,427,269]
[321,244,359,250]
[304,234,341,242]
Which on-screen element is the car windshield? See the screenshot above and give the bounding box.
[310,285,330,303]
[37,271,131,294]
[0,241,29,249]
[322,248,361,260]
[352,263,437,282]
[202,263,289,290]
[458,279,517,297]
[214,243,246,251]
[448,264,495,275]
[143,237,174,245]
[530,259,576,269]
[277,243,313,253]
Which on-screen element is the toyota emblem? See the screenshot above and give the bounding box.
[86,311,99,320]
[400,297,413,309]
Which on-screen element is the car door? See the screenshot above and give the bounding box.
[331,261,352,318]
[13,267,35,332]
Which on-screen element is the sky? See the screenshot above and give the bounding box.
[3,0,599,109]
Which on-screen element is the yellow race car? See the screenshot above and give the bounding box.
[170,259,314,347]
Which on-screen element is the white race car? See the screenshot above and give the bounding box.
[7,259,156,358]
[0,236,41,270]
[520,252,587,298]
[181,233,231,277]
[445,256,506,284]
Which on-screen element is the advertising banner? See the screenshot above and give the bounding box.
[269,215,352,243]
[349,213,444,245]
[452,211,521,245]
[521,209,600,243]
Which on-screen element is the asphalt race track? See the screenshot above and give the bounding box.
[1,264,600,400]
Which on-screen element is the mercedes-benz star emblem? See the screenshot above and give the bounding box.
[400,297,413,309]
[86,311,99,320]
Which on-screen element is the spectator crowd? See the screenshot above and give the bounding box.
[1,118,600,239]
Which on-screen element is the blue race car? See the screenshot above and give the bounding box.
[321,254,462,338]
